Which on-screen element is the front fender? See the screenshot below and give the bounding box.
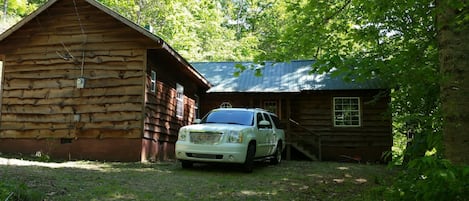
[243,132,256,144]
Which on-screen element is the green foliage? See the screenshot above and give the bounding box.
[1,0,43,17]
[34,151,51,162]
[1,0,47,32]
[97,0,258,62]
[250,0,442,163]
[1,0,447,164]
[375,156,469,201]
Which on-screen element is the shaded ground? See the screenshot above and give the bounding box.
[0,156,395,201]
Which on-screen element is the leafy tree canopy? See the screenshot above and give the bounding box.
[252,0,441,161]
[2,0,467,164]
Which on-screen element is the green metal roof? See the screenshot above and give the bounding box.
[192,60,386,93]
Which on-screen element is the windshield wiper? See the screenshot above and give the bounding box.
[224,122,245,125]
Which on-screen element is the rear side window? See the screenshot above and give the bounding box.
[269,114,282,129]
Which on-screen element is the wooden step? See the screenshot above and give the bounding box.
[289,142,318,161]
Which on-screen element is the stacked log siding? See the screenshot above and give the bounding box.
[288,90,392,161]
[0,0,149,140]
[0,0,210,161]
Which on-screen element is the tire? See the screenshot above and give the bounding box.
[270,141,282,165]
[181,160,193,169]
[243,143,256,173]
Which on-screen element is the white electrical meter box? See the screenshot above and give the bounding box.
[76,77,85,88]
[73,114,81,122]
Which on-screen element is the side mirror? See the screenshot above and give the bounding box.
[193,119,202,124]
[258,120,271,128]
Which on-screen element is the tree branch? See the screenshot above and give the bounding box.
[323,0,352,24]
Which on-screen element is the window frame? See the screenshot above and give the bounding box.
[194,94,200,120]
[263,100,278,115]
[176,83,184,118]
[333,97,361,127]
[150,70,156,93]
[0,59,3,118]
[261,113,273,129]
[220,102,232,108]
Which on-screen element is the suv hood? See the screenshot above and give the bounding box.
[182,123,251,133]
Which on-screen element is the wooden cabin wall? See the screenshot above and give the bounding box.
[0,0,159,161]
[142,52,200,161]
[289,90,392,162]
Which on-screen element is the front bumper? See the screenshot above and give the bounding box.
[175,141,248,164]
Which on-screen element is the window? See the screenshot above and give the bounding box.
[269,114,283,129]
[261,113,273,129]
[150,70,156,92]
[256,113,264,127]
[194,95,200,120]
[176,83,184,118]
[264,101,277,114]
[0,60,3,91]
[202,110,254,126]
[333,97,361,127]
[220,102,232,108]
[0,60,3,118]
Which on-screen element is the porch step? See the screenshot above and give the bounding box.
[289,142,318,161]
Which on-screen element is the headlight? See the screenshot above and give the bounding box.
[227,131,243,143]
[178,128,188,141]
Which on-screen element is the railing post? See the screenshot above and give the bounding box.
[289,118,322,161]
[318,137,322,161]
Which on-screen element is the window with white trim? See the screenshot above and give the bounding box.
[194,94,200,119]
[0,60,3,92]
[264,101,278,115]
[176,83,184,118]
[150,70,156,92]
[333,97,361,127]
[0,60,3,118]
[220,102,232,108]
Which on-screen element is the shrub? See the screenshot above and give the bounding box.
[381,156,469,201]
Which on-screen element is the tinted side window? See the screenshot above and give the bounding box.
[261,113,273,129]
[256,113,264,127]
[269,114,282,129]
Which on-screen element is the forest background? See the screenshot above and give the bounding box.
[1,0,468,199]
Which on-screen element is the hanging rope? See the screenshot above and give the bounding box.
[72,0,86,77]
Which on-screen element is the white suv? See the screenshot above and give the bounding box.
[175,108,285,172]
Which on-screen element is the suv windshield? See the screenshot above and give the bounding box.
[202,110,254,126]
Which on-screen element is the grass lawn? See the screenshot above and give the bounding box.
[0,156,395,201]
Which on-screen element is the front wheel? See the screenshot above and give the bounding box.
[181,160,193,169]
[270,141,282,165]
[243,143,256,173]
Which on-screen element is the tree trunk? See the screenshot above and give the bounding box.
[438,1,469,165]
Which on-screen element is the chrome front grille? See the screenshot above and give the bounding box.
[190,132,222,144]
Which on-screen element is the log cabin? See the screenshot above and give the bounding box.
[0,0,210,162]
[193,61,392,162]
